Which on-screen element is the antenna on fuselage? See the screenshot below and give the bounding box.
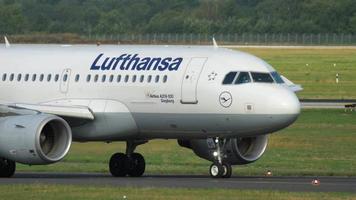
[4,36,10,48]
[212,37,218,49]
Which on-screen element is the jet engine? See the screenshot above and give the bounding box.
[0,114,72,165]
[178,135,268,165]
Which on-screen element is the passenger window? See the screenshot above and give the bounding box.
[32,74,37,82]
[86,75,91,82]
[163,75,168,83]
[109,75,114,82]
[102,75,106,82]
[2,74,6,81]
[94,74,99,82]
[235,72,251,84]
[251,72,274,83]
[54,74,59,82]
[140,75,144,83]
[132,75,137,83]
[147,75,152,83]
[223,72,237,85]
[39,74,44,82]
[124,75,129,83]
[75,74,80,82]
[9,74,14,81]
[25,74,29,82]
[155,75,160,83]
[47,74,52,82]
[17,74,22,81]
[117,75,121,83]
[63,74,68,82]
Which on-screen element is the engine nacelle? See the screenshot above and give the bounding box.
[178,135,268,165]
[0,114,72,165]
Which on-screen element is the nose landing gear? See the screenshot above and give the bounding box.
[109,140,147,177]
[209,162,232,178]
[209,137,232,178]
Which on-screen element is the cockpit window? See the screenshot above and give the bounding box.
[251,72,274,83]
[271,71,285,84]
[235,72,251,84]
[222,72,237,85]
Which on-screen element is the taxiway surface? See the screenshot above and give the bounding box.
[0,173,355,193]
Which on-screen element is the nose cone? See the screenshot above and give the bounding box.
[266,87,301,130]
[277,90,301,115]
[268,87,301,115]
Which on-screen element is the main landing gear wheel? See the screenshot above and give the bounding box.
[127,153,145,177]
[109,153,128,177]
[0,158,16,178]
[109,140,147,177]
[109,153,146,177]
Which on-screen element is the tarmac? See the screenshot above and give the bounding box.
[300,99,356,109]
[0,172,355,193]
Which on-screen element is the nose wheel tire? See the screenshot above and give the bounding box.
[0,158,16,178]
[210,163,224,178]
[109,153,146,177]
[221,163,232,178]
[209,163,232,178]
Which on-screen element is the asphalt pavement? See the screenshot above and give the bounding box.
[0,172,355,193]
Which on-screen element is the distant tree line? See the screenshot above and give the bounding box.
[1,0,356,35]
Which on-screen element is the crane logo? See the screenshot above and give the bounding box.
[219,91,232,108]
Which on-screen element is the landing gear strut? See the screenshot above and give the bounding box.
[209,137,232,178]
[0,158,16,178]
[109,140,146,177]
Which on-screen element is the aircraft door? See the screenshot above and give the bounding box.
[181,57,207,104]
[60,68,71,94]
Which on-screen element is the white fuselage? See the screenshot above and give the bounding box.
[0,44,300,141]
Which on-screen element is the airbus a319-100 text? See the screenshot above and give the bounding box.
[0,39,301,178]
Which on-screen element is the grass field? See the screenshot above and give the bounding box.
[236,48,356,99]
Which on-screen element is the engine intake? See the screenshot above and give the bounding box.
[0,114,72,164]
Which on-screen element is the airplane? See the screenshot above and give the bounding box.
[0,37,301,178]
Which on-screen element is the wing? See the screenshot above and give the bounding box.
[281,75,303,93]
[0,103,94,120]
[0,104,39,117]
